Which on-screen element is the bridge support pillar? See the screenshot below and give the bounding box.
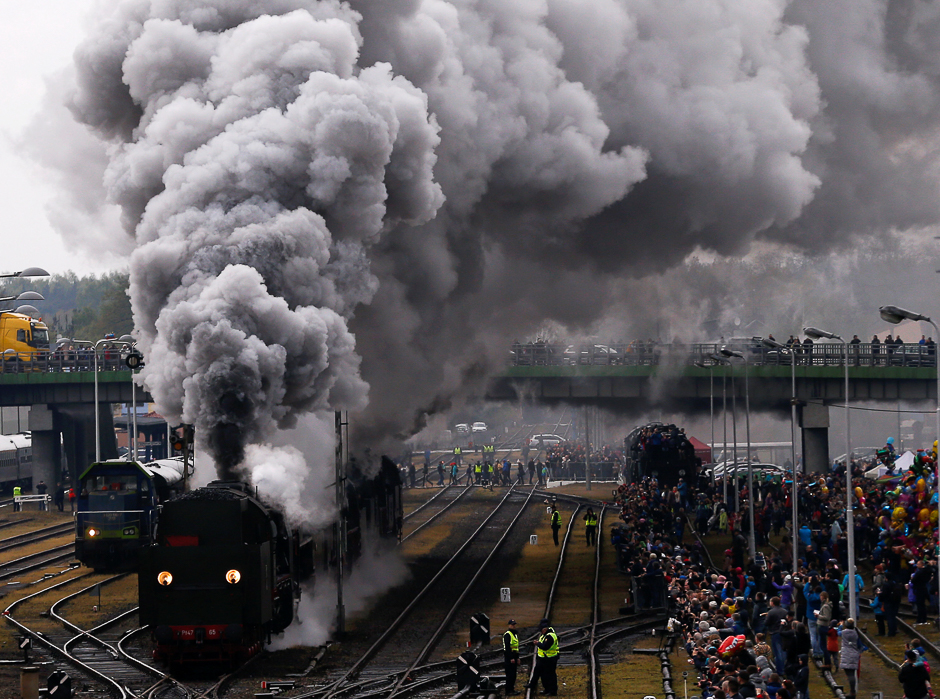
[799,403,830,474]
[57,404,118,488]
[28,405,59,492]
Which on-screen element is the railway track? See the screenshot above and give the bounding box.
[400,484,474,544]
[0,542,75,581]
[296,485,535,699]
[0,521,73,553]
[3,572,247,699]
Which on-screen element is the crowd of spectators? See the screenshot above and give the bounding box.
[612,434,940,699]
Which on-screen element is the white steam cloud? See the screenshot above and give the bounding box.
[270,540,409,649]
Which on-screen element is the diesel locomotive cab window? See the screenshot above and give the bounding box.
[89,475,139,492]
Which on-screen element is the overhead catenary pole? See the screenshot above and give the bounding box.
[804,326,854,619]
[762,336,799,569]
[790,346,798,571]
[585,406,592,491]
[335,410,346,635]
[879,306,940,621]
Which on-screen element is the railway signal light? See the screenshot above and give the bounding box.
[125,350,144,369]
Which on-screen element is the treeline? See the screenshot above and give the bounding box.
[2,271,132,342]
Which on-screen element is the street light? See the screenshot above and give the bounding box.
[722,347,756,561]
[763,337,799,571]
[93,335,137,463]
[804,325,855,619]
[879,305,940,619]
[694,361,716,465]
[711,354,732,508]
[0,267,49,280]
[119,334,139,462]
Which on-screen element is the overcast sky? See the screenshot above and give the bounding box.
[0,0,113,278]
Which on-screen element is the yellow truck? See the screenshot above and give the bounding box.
[0,311,50,363]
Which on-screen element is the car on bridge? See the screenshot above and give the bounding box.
[472,421,488,433]
[564,344,621,365]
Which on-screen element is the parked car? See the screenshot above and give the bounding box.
[472,421,488,433]
[455,423,470,435]
[529,434,564,447]
[709,462,786,480]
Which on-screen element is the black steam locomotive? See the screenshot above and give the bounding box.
[138,458,402,665]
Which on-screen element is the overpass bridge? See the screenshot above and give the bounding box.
[491,341,939,471]
[1,340,937,487]
[0,353,154,489]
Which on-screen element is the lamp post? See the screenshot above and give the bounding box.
[722,347,755,561]
[804,325,854,619]
[712,354,731,507]
[763,337,799,570]
[879,305,940,618]
[118,335,138,461]
[694,361,715,465]
[93,335,137,463]
[0,267,49,280]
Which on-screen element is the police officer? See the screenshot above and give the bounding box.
[550,504,561,546]
[584,507,598,547]
[503,619,520,695]
[474,461,483,485]
[12,484,21,512]
[526,618,558,696]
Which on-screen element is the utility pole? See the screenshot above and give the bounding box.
[335,411,347,635]
[585,406,592,491]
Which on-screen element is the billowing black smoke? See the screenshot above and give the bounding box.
[43,0,940,476]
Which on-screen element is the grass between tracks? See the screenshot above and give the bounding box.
[0,534,74,567]
[0,509,72,541]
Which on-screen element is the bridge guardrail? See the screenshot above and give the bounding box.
[509,342,937,368]
[0,350,132,375]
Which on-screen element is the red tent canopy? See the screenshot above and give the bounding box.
[687,435,712,464]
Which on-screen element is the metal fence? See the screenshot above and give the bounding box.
[509,341,937,368]
[0,350,131,374]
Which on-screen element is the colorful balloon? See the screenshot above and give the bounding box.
[719,635,746,658]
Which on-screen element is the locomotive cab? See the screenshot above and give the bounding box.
[139,482,298,664]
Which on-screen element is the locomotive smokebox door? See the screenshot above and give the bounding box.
[469,613,490,645]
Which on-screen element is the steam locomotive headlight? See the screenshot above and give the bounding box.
[157,571,173,586]
[225,569,241,584]
[87,528,99,538]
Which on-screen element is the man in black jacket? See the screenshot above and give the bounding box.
[899,649,930,699]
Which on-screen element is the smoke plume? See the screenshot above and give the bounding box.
[42,0,940,477]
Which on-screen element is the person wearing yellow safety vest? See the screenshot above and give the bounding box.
[502,619,520,695]
[525,618,558,696]
[550,504,561,547]
[12,484,21,512]
[453,445,462,466]
[474,461,482,485]
[584,507,598,547]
